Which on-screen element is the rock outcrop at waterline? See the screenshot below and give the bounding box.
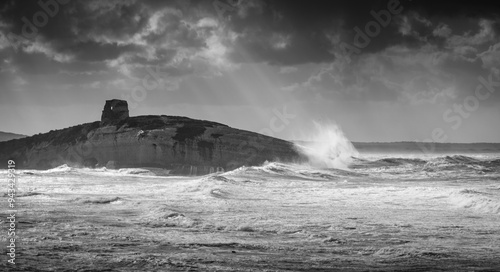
[0,99,304,175]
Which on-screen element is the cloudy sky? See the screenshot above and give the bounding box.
[1,0,500,142]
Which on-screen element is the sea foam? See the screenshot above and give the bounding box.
[294,121,358,169]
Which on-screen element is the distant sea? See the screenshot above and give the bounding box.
[354,142,500,155]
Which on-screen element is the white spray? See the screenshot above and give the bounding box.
[294,121,358,169]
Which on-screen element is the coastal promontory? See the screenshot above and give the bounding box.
[0,99,303,175]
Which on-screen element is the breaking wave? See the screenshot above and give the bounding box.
[448,188,500,214]
[41,164,74,173]
[220,161,364,182]
[293,121,359,169]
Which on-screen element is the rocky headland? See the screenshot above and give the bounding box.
[0,99,304,175]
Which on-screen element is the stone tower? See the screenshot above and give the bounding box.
[101,99,129,126]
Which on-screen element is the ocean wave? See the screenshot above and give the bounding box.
[140,206,199,228]
[351,155,500,174]
[448,189,500,214]
[36,165,174,177]
[350,157,427,169]
[41,164,74,173]
[420,155,500,174]
[16,153,500,180]
[117,168,156,176]
[222,162,362,181]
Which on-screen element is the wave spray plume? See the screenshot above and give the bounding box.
[293,121,358,169]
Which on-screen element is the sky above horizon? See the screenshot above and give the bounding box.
[1,0,500,142]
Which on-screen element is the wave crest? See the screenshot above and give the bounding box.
[449,189,500,214]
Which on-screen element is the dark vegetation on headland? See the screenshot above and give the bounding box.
[116,115,228,134]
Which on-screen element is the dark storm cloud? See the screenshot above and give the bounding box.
[403,0,500,19]
[0,0,499,81]
[0,0,148,59]
[139,13,205,49]
[127,48,177,65]
[226,0,402,64]
[68,1,150,40]
[235,0,495,64]
[59,41,140,62]
[225,0,500,65]
[1,0,498,67]
[0,0,210,91]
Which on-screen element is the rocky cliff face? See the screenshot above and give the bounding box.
[0,100,304,175]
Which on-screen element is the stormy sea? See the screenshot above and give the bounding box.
[2,127,500,271]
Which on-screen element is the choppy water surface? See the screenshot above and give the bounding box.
[1,152,500,271]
